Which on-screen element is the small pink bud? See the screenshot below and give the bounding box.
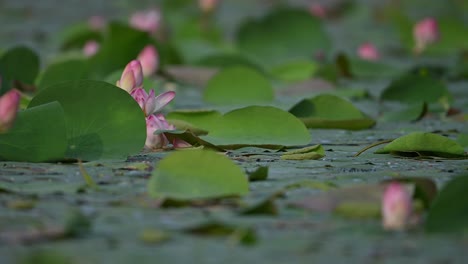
[130,9,161,35]
[153,91,175,114]
[83,40,100,57]
[382,182,412,231]
[413,18,439,54]
[88,15,106,31]
[199,0,219,13]
[358,42,380,61]
[0,89,21,133]
[116,60,143,93]
[309,3,327,19]
[130,88,158,117]
[137,45,159,77]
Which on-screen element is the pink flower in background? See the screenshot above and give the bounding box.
[382,182,412,231]
[309,3,327,19]
[130,9,161,34]
[358,42,380,61]
[83,40,100,57]
[116,60,144,93]
[413,17,440,54]
[137,45,159,77]
[0,89,21,133]
[199,0,219,13]
[88,15,106,30]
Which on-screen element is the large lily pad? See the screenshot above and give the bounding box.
[37,59,90,90]
[236,8,330,67]
[0,102,67,162]
[426,174,468,233]
[203,66,274,105]
[148,150,249,200]
[381,74,451,104]
[0,46,40,94]
[28,80,146,160]
[289,94,375,130]
[202,106,311,148]
[375,132,466,158]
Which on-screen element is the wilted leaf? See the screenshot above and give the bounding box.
[148,150,249,200]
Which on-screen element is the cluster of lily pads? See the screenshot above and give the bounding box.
[0,0,467,239]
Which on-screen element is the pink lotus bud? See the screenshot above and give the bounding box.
[83,40,100,57]
[413,18,439,54]
[199,0,219,13]
[116,60,143,93]
[130,9,161,35]
[382,182,412,231]
[0,89,21,133]
[130,88,156,117]
[145,114,170,150]
[137,45,159,77]
[88,15,106,31]
[309,3,327,19]
[358,42,380,61]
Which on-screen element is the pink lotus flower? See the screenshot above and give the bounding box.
[309,3,327,19]
[116,60,144,93]
[145,114,190,150]
[137,45,159,77]
[0,89,21,133]
[130,88,175,117]
[130,9,161,35]
[382,182,412,231]
[413,18,440,54]
[199,0,219,13]
[88,15,106,31]
[358,42,380,61]
[83,40,100,57]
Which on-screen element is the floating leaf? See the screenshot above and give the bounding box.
[349,59,403,79]
[28,80,146,161]
[289,94,375,130]
[184,221,257,246]
[57,22,102,50]
[203,66,274,105]
[201,106,311,148]
[281,144,325,160]
[236,8,330,67]
[0,46,40,94]
[37,59,90,90]
[426,174,468,233]
[148,150,249,200]
[380,102,428,122]
[381,74,451,104]
[0,102,67,162]
[247,166,269,182]
[269,60,318,82]
[167,109,222,130]
[375,132,466,158]
[240,197,278,216]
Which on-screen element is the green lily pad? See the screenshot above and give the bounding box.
[349,59,403,79]
[0,46,40,94]
[167,109,222,131]
[0,102,67,162]
[375,132,466,158]
[195,53,262,71]
[148,150,249,200]
[281,144,325,160]
[380,102,428,122]
[269,60,318,82]
[88,22,153,78]
[236,8,330,67]
[289,94,375,130]
[426,174,468,233]
[28,80,146,161]
[203,66,274,105]
[57,22,102,50]
[381,74,451,104]
[201,106,311,148]
[37,59,90,90]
